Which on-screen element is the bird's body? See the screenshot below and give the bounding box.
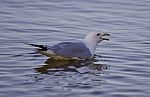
[37,42,92,60]
[48,42,92,59]
[28,32,110,60]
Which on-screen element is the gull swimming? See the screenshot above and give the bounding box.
[27,32,110,60]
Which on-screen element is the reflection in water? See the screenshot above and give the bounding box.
[34,56,107,74]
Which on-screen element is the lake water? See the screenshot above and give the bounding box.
[0,0,150,97]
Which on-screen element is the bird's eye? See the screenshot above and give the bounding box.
[97,33,100,36]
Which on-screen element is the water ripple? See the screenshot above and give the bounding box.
[0,0,150,97]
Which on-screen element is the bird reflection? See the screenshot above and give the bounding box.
[34,56,107,74]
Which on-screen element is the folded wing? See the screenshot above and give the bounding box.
[48,42,92,59]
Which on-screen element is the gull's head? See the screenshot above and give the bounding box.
[84,32,110,43]
[83,32,110,56]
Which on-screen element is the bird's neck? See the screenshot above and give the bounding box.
[83,39,98,56]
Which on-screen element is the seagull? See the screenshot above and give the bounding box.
[27,32,110,60]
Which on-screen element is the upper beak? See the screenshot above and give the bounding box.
[101,33,110,41]
[101,33,110,36]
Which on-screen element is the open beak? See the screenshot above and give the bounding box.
[101,33,110,41]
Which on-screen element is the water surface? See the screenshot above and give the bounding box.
[0,0,150,97]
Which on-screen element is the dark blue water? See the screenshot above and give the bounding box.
[0,0,150,97]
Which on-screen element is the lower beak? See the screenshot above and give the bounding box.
[102,38,109,41]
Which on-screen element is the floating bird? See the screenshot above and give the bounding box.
[27,32,110,60]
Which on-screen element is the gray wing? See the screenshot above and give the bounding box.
[48,42,92,59]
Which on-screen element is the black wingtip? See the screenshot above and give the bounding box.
[25,43,48,51]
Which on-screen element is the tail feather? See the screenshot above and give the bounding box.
[26,43,48,51]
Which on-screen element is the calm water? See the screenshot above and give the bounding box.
[0,0,150,97]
